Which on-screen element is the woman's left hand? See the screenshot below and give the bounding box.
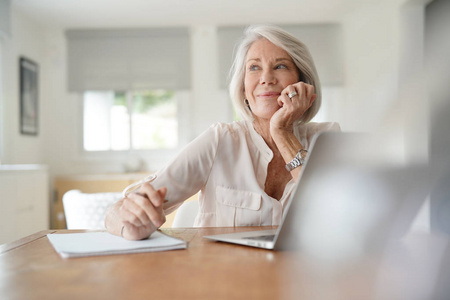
[270,81,316,133]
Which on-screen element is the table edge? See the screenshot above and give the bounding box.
[0,230,57,254]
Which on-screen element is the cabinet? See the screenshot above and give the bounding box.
[0,165,49,245]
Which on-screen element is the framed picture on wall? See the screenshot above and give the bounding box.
[19,57,39,135]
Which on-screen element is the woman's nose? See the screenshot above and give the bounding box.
[260,69,277,85]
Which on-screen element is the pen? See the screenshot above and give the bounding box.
[122,174,169,203]
[122,174,157,198]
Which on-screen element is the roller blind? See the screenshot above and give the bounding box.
[218,24,344,88]
[67,28,191,92]
[0,0,11,38]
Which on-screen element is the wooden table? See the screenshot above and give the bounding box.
[1,227,449,300]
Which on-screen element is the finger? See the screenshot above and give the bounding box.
[122,220,156,241]
[310,94,317,106]
[127,191,165,228]
[119,201,144,227]
[285,85,298,100]
[139,183,165,208]
[277,88,290,106]
[279,86,296,109]
[277,95,285,107]
[158,187,167,201]
[292,83,316,111]
[122,195,152,226]
[305,84,315,100]
[154,187,167,227]
[134,183,167,227]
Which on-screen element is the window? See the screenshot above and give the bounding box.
[83,90,178,151]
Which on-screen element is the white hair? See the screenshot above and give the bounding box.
[229,24,321,124]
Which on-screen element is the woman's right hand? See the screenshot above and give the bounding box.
[118,183,167,240]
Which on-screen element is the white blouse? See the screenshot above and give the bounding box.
[151,120,340,227]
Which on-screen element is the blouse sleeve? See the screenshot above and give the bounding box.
[150,123,221,214]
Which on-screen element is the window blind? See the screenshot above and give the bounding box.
[218,24,344,88]
[67,28,191,92]
[0,0,11,38]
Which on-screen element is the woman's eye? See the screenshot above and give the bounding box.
[249,65,260,71]
[275,64,288,70]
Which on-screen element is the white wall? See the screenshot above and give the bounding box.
[341,2,401,132]
[339,0,431,165]
[190,26,233,140]
[1,9,47,164]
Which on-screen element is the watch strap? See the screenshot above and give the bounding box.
[285,149,308,172]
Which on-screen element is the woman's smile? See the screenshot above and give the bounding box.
[257,91,281,99]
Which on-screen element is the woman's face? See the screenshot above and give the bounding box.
[244,38,300,121]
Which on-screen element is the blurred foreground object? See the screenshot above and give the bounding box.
[425,0,450,235]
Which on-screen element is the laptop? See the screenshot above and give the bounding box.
[203,132,430,251]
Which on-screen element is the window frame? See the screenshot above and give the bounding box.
[77,89,192,165]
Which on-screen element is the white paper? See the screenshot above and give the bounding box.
[47,231,187,258]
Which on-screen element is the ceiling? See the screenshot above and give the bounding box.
[11,0,385,29]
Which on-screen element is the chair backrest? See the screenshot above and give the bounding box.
[62,190,122,229]
[172,200,199,228]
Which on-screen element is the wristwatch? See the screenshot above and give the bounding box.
[285,149,308,172]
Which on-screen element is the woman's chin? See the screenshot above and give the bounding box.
[252,109,278,121]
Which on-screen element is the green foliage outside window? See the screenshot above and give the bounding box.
[113,90,175,114]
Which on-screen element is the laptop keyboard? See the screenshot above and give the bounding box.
[243,234,275,241]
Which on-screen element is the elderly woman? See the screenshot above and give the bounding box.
[105,25,340,240]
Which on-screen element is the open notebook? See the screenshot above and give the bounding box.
[47,231,187,258]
